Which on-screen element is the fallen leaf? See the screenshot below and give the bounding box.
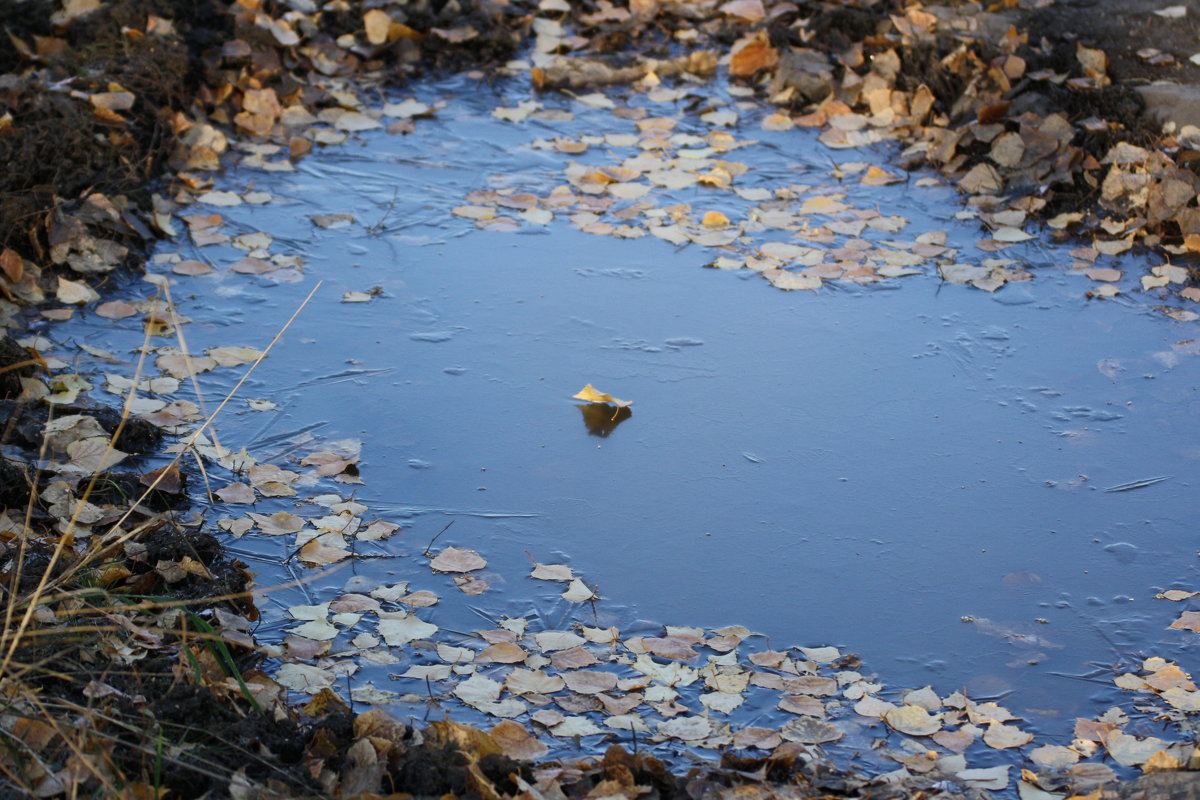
[884,705,942,736]
[1169,611,1200,632]
[479,642,528,663]
[215,483,255,504]
[562,578,597,602]
[56,277,99,305]
[531,563,574,581]
[490,720,549,760]
[378,615,438,646]
[429,546,487,573]
[572,383,632,407]
[562,670,618,694]
[983,722,1033,749]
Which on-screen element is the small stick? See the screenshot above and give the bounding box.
[368,187,400,234]
[422,520,455,557]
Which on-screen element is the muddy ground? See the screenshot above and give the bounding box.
[1028,0,1200,128]
[1,0,1199,797]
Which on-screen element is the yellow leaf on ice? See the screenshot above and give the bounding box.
[571,383,632,407]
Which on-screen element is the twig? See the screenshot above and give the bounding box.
[368,187,400,234]
[422,520,455,557]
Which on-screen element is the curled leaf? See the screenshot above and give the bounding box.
[572,383,632,407]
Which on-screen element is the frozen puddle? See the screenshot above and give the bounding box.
[52,73,1200,789]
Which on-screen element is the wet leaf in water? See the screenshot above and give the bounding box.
[479,642,527,663]
[454,574,490,594]
[1169,611,1200,633]
[983,721,1033,749]
[883,705,942,736]
[298,538,351,566]
[506,669,565,695]
[1105,731,1170,767]
[1030,744,1080,767]
[956,766,1009,791]
[561,578,598,602]
[861,166,903,186]
[530,563,574,581]
[377,614,437,646]
[429,546,487,573]
[562,670,618,694]
[95,301,138,320]
[780,717,842,744]
[207,345,262,366]
[215,483,255,504]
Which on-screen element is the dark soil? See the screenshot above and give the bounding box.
[1023,0,1200,90]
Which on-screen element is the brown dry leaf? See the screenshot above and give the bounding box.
[729,32,778,77]
[1086,268,1122,282]
[861,166,903,186]
[490,720,548,761]
[506,669,565,695]
[533,631,585,651]
[207,346,262,366]
[561,670,617,694]
[732,727,782,749]
[641,636,699,660]
[572,383,632,407]
[429,546,487,573]
[761,113,794,131]
[230,256,274,274]
[363,9,393,45]
[1030,744,1080,767]
[531,563,574,581]
[933,729,975,752]
[1105,731,1170,767]
[779,695,825,717]
[173,260,213,276]
[64,437,127,474]
[141,464,183,493]
[967,701,1018,724]
[56,277,99,305]
[960,162,1003,194]
[1161,687,1200,711]
[298,538,352,566]
[883,705,942,736]
[781,717,842,744]
[983,722,1033,749]
[246,510,304,534]
[657,716,713,742]
[720,0,765,21]
[1,248,24,282]
[479,642,528,663]
[454,575,491,595]
[95,301,138,320]
[1169,611,1200,632]
[562,578,597,602]
[157,354,217,380]
[1076,43,1109,76]
[215,483,255,504]
[552,647,599,670]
